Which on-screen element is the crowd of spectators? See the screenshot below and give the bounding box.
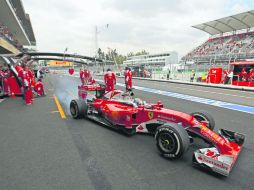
[0,22,23,51]
[183,31,254,61]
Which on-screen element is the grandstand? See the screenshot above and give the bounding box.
[181,10,254,66]
[0,0,36,54]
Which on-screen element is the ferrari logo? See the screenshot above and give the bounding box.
[148,112,154,119]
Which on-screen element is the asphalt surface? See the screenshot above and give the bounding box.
[1,73,254,190]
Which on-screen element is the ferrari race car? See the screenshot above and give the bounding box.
[70,86,245,176]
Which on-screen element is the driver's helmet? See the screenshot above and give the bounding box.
[133,98,143,106]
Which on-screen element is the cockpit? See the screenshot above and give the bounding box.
[102,90,153,108]
[104,90,133,101]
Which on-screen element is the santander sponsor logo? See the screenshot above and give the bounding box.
[198,155,229,171]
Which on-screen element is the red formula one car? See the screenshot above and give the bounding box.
[70,86,245,176]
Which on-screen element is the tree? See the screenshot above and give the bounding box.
[135,50,149,56]
[97,48,103,59]
[96,49,147,65]
[127,52,134,57]
[127,50,149,57]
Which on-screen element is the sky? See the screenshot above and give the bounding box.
[22,0,254,59]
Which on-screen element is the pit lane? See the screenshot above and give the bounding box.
[52,73,254,190]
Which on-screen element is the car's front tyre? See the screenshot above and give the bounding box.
[155,123,189,159]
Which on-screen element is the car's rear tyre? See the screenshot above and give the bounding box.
[155,123,189,159]
[191,111,215,131]
[70,99,88,119]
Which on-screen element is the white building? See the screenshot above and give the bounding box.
[123,52,178,68]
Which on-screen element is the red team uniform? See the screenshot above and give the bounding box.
[124,68,132,91]
[84,69,91,84]
[79,69,85,85]
[248,69,254,81]
[34,80,45,96]
[18,67,33,105]
[104,69,116,92]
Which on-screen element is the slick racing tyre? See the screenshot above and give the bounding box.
[155,123,189,159]
[70,99,88,119]
[191,111,215,131]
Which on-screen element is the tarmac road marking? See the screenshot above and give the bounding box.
[0,99,5,103]
[158,83,254,99]
[51,110,60,113]
[53,95,66,119]
[131,85,254,115]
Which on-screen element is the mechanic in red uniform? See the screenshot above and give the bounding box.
[27,67,35,88]
[222,69,228,84]
[223,69,233,84]
[0,66,3,94]
[84,68,91,85]
[240,68,248,81]
[22,66,33,105]
[124,67,132,91]
[88,77,96,85]
[104,68,116,92]
[79,68,85,85]
[248,68,254,81]
[34,78,45,96]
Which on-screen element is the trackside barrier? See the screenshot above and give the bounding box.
[232,75,254,87]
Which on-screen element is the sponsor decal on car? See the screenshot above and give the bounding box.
[158,115,177,122]
[163,153,176,158]
[148,112,154,119]
[195,153,230,172]
[201,126,225,144]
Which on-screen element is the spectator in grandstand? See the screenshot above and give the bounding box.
[182,31,254,61]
